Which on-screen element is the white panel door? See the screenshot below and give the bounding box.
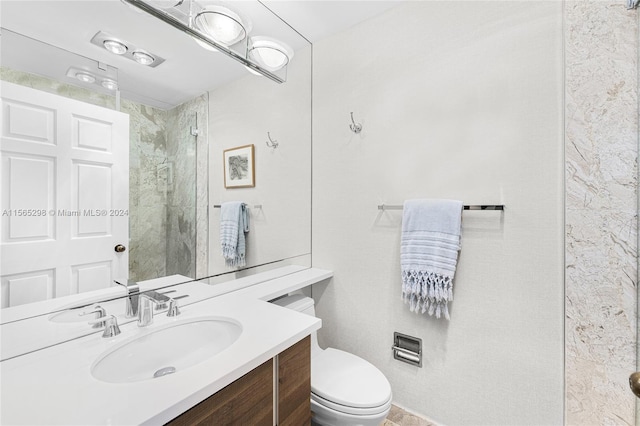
[0,82,129,308]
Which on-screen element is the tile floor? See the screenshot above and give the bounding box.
[383,405,436,426]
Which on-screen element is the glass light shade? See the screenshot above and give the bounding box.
[101,79,118,91]
[132,51,155,65]
[192,36,218,52]
[103,39,128,55]
[248,37,293,72]
[146,0,183,9]
[75,72,96,84]
[194,6,250,46]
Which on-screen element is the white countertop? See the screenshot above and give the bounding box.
[1,275,195,361]
[0,267,332,425]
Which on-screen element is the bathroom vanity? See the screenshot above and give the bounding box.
[169,337,310,425]
[0,267,331,425]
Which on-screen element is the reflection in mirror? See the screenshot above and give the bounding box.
[0,30,204,313]
[0,0,311,357]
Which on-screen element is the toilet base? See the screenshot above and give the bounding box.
[310,396,391,426]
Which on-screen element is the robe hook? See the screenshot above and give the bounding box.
[265,132,279,149]
[349,112,362,134]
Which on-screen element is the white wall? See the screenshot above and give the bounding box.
[312,2,564,425]
[208,47,312,275]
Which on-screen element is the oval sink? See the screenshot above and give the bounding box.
[91,317,242,383]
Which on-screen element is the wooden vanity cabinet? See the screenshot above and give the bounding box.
[167,336,310,426]
[278,336,311,425]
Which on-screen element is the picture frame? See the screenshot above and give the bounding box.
[223,144,255,188]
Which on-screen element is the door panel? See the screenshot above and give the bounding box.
[0,81,129,308]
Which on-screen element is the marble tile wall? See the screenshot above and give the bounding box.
[126,102,168,282]
[165,93,208,278]
[564,2,638,424]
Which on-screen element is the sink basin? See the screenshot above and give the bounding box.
[91,317,242,383]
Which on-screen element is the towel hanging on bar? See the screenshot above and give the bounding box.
[400,199,463,320]
[379,204,503,211]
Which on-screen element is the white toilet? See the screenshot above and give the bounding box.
[272,295,392,426]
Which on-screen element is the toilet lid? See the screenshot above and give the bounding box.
[312,348,392,409]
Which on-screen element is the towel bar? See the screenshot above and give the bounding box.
[378,204,504,211]
[213,204,262,209]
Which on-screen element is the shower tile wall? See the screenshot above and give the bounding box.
[127,103,168,282]
[165,93,208,278]
[564,2,638,424]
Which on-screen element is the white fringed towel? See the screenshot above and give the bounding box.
[220,201,249,267]
[401,199,463,320]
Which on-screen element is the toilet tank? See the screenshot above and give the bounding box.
[272,294,316,316]
[271,294,320,354]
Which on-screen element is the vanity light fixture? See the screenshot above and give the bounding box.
[121,0,286,83]
[147,0,184,8]
[193,5,251,47]
[248,37,293,72]
[192,37,218,52]
[90,31,165,67]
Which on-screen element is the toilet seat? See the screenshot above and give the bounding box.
[311,347,392,415]
[312,391,393,416]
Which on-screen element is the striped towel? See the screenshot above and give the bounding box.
[220,201,249,267]
[401,199,463,319]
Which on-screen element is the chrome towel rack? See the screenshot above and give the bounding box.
[378,204,504,211]
[213,204,262,209]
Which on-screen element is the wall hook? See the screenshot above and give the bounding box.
[349,112,362,134]
[265,132,279,149]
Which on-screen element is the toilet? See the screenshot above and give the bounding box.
[272,295,392,426]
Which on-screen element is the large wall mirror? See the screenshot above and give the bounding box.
[0,0,311,332]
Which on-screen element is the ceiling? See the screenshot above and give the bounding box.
[0,0,400,109]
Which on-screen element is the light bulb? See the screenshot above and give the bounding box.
[132,51,155,66]
[194,6,250,46]
[103,39,128,55]
[75,72,96,84]
[248,37,293,72]
[101,79,118,91]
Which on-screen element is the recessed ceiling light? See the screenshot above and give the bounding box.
[75,72,96,84]
[103,39,128,55]
[101,79,118,91]
[248,37,293,72]
[194,5,251,46]
[132,51,155,66]
[91,31,165,68]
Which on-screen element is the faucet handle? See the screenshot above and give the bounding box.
[114,279,139,291]
[80,305,107,329]
[89,315,121,338]
[167,295,189,317]
[167,299,181,317]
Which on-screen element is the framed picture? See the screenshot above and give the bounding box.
[223,144,255,188]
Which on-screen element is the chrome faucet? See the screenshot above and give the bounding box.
[88,315,121,338]
[114,279,140,318]
[79,305,107,329]
[137,291,171,327]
